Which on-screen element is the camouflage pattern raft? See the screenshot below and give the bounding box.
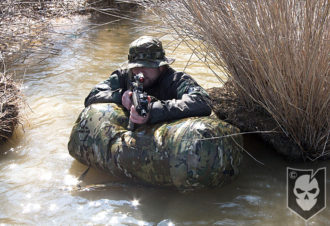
[68,103,243,189]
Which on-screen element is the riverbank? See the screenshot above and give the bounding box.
[0,73,20,144]
[0,0,83,68]
[0,0,138,68]
[0,0,138,143]
[207,83,303,161]
[0,0,86,143]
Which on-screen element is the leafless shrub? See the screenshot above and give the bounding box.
[142,0,329,159]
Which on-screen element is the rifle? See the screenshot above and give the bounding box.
[127,72,149,131]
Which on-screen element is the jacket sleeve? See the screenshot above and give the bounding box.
[84,70,126,107]
[148,74,212,124]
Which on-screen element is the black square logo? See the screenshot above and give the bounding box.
[287,167,326,221]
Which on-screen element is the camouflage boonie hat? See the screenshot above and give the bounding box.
[123,36,175,69]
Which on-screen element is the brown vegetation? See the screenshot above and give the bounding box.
[207,83,303,160]
[0,0,138,69]
[0,0,139,143]
[0,73,21,144]
[0,0,88,143]
[143,0,329,160]
[0,0,88,69]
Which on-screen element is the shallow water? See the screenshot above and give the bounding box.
[0,11,329,225]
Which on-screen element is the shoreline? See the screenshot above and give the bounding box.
[0,0,137,144]
[0,73,20,144]
[207,83,310,161]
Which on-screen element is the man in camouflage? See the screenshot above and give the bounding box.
[84,36,212,124]
[69,36,243,189]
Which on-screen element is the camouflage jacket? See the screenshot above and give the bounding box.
[84,67,212,124]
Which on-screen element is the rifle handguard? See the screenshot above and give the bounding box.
[128,73,149,131]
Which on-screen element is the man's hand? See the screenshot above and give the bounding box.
[122,90,133,110]
[130,105,150,124]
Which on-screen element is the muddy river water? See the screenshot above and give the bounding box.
[0,11,329,225]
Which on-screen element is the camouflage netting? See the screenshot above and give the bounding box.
[68,103,243,189]
[0,73,21,144]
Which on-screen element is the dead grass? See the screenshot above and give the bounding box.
[0,0,139,70]
[0,0,88,69]
[142,0,329,160]
[0,0,87,143]
[0,0,139,143]
[0,72,21,144]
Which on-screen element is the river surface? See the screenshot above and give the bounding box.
[0,11,329,226]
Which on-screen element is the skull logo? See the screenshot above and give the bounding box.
[293,174,320,211]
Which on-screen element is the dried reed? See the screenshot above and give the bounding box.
[0,72,21,144]
[142,0,329,159]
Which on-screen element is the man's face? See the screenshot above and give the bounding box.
[132,67,161,89]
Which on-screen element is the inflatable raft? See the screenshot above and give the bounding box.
[68,103,243,189]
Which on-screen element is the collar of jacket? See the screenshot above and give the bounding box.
[154,66,175,87]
